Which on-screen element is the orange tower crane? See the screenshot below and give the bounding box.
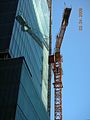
[49,8,72,120]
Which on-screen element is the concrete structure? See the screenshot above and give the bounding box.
[0,0,49,119]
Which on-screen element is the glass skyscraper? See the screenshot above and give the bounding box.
[0,0,50,119]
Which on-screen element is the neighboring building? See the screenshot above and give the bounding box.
[0,0,49,120]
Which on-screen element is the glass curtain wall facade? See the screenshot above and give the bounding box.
[0,0,50,119]
[32,0,49,110]
[16,57,49,120]
[9,0,43,97]
[0,0,18,51]
[9,0,49,111]
[0,57,49,120]
[0,58,22,120]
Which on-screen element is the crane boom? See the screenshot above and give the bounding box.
[49,7,71,120]
[55,8,71,52]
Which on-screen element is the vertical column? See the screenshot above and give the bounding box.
[53,55,63,120]
[48,0,52,117]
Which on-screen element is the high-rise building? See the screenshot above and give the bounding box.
[0,0,50,119]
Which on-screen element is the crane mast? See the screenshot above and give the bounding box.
[49,8,71,120]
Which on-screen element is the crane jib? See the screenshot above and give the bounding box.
[55,8,72,52]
